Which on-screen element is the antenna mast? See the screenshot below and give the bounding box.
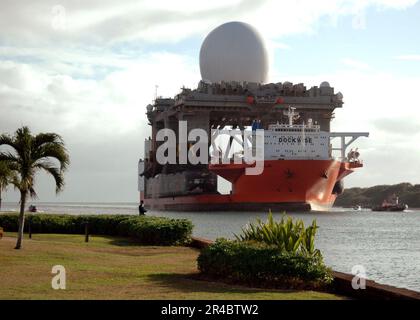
[284,106,297,126]
[154,85,159,101]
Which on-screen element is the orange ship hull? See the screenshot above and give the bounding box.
[143,160,362,212]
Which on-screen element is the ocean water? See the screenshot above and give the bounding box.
[1,202,419,293]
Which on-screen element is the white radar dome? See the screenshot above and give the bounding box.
[199,21,269,84]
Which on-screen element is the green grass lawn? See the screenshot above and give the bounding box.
[0,232,345,300]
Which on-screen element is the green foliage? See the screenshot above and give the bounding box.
[0,127,70,196]
[116,216,194,245]
[0,213,193,246]
[234,211,321,258]
[0,161,14,190]
[0,126,71,248]
[0,161,16,210]
[198,213,331,288]
[197,239,333,287]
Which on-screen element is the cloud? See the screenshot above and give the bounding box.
[0,52,198,133]
[0,0,418,47]
[0,52,199,202]
[267,40,291,50]
[373,117,420,135]
[341,58,370,70]
[351,145,420,187]
[395,54,420,61]
[1,0,419,202]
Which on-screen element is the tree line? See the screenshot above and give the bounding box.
[335,183,420,208]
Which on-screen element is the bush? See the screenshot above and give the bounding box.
[198,213,332,289]
[197,239,332,288]
[116,216,194,245]
[0,213,193,246]
[235,212,321,258]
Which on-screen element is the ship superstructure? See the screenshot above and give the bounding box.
[137,21,368,212]
[138,80,368,211]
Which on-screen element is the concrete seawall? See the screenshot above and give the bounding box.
[190,236,420,300]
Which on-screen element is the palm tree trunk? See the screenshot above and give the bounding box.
[0,188,2,211]
[15,190,27,250]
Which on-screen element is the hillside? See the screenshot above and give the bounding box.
[335,183,420,208]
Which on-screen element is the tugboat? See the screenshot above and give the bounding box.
[371,195,408,212]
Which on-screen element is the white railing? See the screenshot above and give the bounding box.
[329,132,369,161]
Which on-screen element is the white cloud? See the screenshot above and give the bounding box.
[341,58,370,70]
[0,53,199,202]
[395,54,420,61]
[373,117,420,135]
[0,0,418,46]
[1,0,419,201]
[371,0,418,9]
[0,53,198,136]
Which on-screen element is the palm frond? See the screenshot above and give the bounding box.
[0,151,20,164]
[33,143,70,171]
[0,134,19,153]
[33,132,65,148]
[10,174,23,192]
[14,126,33,158]
[29,186,38,199]
[1,126,69,197]
[0,160,15,189]
[35,162,65,192]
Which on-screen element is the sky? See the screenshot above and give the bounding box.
[1,0,420,203]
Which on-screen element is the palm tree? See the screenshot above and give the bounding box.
[0,127,69,249]
[0,161,15,211]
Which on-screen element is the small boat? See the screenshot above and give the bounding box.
[371,195,408,212]
[353,205,362,211]
[28,205,37,213]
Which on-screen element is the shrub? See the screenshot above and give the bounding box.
[234,211,321,258]
[0,213,192,246]
[198,213,332,289]
[197,239,332,288]
[117,216,194,245]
